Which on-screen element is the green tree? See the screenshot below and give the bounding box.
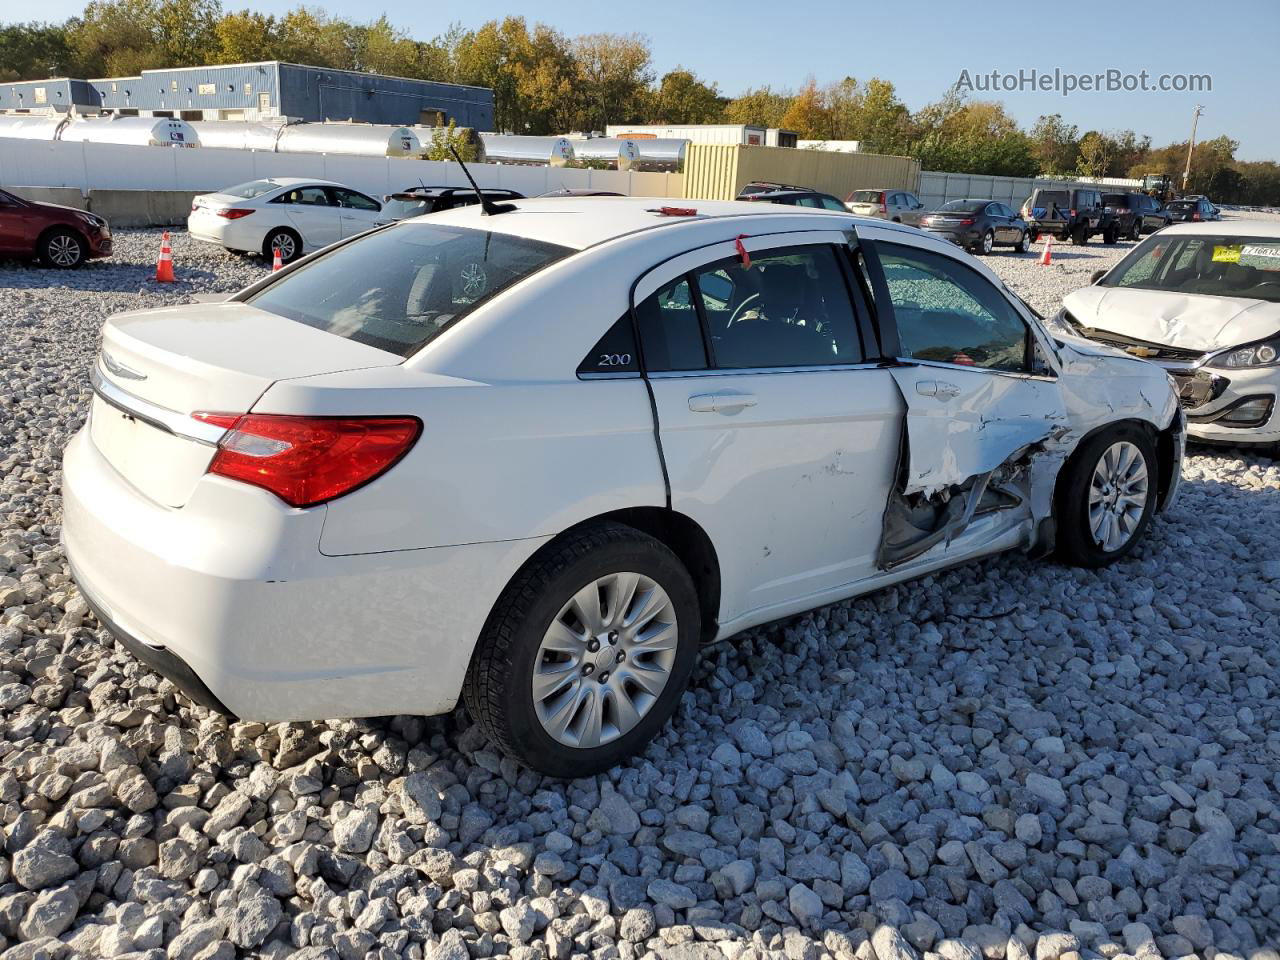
[722,86,791,129]
[0,22,75,82]
[649,67,723,124]
[779,79,830,139]
[571,31,652,132]
[1029,113,1079,176]
[213,9,281,64]
[425,119,476,161]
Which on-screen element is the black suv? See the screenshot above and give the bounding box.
[742,189,849,211]
[1021,187,1117,245]
[1102,192,1170,238]
[382,186,525,221]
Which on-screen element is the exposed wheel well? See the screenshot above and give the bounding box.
[515,509,721,643]
[35,224,86,254]
[1056,416,1174,504]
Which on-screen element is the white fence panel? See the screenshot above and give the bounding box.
[0,140,87,188]
[0,137,689,202]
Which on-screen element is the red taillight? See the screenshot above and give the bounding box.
[191,413,421,507]
[1192,212,1201,221]
[216,208,255,220]
[958,218,974,226]
[1069,209,1077,218]
[879,191,887,213]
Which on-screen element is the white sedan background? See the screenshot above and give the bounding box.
[187,177,387,263]
[1060,221,1280,447]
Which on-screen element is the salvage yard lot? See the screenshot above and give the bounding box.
[0,225,1277,959]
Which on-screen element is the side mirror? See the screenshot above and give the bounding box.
[1089,269,1107,285]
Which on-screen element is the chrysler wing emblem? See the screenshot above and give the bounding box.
[101,351,147,381]
[1124,346,1159,358]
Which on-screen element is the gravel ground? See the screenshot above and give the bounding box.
[0,223,1278,960]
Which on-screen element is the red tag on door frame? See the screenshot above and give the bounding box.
[735,234,751,268]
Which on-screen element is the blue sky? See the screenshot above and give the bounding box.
[33,0,1280,159]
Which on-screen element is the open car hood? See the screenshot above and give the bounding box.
[1063,285,1280,353]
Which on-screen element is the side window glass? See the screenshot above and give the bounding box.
[334,189,379,211]
[796,196,823,208]
[821,197,847,211]
[877,242,1029,372]
[577,316,639,377]
[635,276,707,372]
[696,245,862,369]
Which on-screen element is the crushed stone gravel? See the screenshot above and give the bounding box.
[0,221,1277,960]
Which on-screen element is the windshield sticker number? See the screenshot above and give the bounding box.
[1242,244,1280,260]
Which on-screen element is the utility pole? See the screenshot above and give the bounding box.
[1182,104,1204,193]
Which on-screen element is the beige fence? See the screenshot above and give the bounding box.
[683,144,921,201]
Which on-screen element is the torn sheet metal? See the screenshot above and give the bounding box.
[1062,285,1280,354]
[886,366,1068,498]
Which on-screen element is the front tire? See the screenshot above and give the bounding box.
[1015,231,1030,254]
[463,522,701,777]
[41,229,85,269]
[1128,220,1141,241]
[1103,225,1119,244]
[1055,425,1158,568]
[1071,225,1089,245]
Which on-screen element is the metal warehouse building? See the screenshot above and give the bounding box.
[0,62,494,129]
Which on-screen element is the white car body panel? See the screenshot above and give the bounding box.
[62,198,1184,721]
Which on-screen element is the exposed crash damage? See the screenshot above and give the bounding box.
[875,336,1183,571]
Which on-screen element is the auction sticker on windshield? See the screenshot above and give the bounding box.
[1242,244,1280,261]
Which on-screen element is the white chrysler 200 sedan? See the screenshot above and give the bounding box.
[1058,220,1280,447]
[64,198,1184,775]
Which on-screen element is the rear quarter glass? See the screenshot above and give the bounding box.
[246,224,572,357]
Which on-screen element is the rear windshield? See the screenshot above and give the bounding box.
[247,223,572,356]
[1168,201,1195,210]
[382,196,432,220]
[1099,234,1280,303]
[221,180,281,199]
[1102,194,1128,206]
[1035,191,1069,208]
[850,190,882,203]
[939,200,985,212]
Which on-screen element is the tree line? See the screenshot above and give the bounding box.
[3,2,1277,204]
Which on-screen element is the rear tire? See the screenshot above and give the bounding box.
[463,522,701,777]
[1055,424,1158,568]
[1128,220,1141,241]
[40,229,85,269]
[263,228,301,264]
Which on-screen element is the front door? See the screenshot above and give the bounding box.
[636,234,901,623]
[0,191,30,253]
[865,236,1067,563]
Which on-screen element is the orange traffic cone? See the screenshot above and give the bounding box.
[271,247,283,272]
[155,231,175,283]
[1039,235,1053,266]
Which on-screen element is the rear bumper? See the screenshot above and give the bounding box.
[922,227,980,246]
[62,427,549,720]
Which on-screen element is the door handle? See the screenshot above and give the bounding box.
[915,380,961,400]
[688,392,758,413]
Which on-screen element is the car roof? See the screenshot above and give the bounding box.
[400,196,893,251]
[1154,220,1280,237]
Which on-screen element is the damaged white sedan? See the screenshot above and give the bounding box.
[62,198,1183,776]
[1060,221,1280,446]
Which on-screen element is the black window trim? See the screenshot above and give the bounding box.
[870,237,1055,379]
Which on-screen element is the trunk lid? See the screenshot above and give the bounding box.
[92,302,402,507]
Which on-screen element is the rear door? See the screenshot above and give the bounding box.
[637,232,902,623]
[861,235,1067,562]
[274,185,342,249]
[900,192,925,226]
